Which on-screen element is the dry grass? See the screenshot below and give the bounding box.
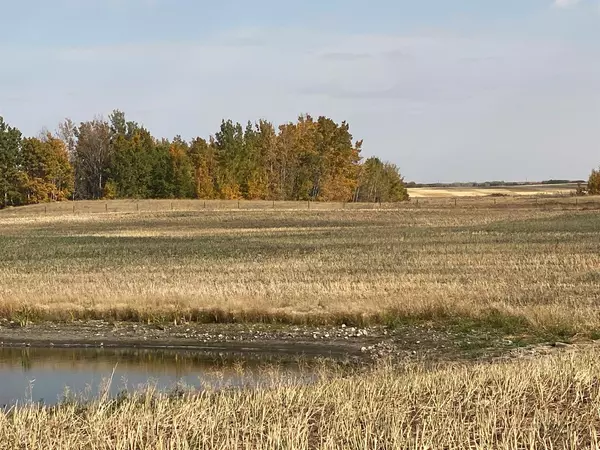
[1,204,600,333]
[0,199,382,216]
[1,195,600,218]
[2,201,600,448]
[2,347,600,449]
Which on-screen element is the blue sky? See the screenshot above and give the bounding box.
[1,0,599,182]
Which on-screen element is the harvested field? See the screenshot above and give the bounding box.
[1,202,599,334]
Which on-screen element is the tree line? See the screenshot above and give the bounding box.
[0,112,408,208]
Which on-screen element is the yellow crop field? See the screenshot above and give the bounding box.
[408,183,579,198]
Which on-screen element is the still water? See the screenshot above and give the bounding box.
[0,346,321,406]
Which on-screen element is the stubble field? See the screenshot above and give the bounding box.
[1,202,599,333]
[2,201,600,448]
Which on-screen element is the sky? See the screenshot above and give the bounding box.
[1,0,599,182]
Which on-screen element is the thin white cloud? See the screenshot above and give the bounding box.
[1,28,600,182]
[554,0,581,8]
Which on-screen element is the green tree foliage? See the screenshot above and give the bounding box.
[214,120,244,199]
[0,111,409,207]
[290,115,320,200]
[588,168,600,195]
[242,121,267,199]
[355,157,409,203]
[255,120,279,199]
[147,140,176,198]
[108,110,155,198]
[0,116,23,207]
[168,137,195,198]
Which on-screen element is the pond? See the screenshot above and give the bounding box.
[0,345,331,407]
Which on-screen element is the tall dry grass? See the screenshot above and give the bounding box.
[1,348,600,449]
[0,207,599,332]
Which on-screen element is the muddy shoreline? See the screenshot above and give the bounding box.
[0,319,569,363]
[0,321,382,360]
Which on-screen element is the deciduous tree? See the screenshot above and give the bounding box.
[169,136,195,198]
[214,120,244,199]
[1,111,409,205]
[188,137,217,199]
[109,110,154,198]
[74,118,112,199]
[355,157,409,203]
[588,168,600,195]
[20,134,73,203]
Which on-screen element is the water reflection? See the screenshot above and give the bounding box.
[0,347,320,406]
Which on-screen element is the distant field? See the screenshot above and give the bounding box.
[1,203,599,333]
[0,199,381,216]
[408,183,578,198]
[1,191,598,219]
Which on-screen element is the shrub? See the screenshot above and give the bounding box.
[588,168,600,195]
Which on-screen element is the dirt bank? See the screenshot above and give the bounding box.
[0,319,577,363]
